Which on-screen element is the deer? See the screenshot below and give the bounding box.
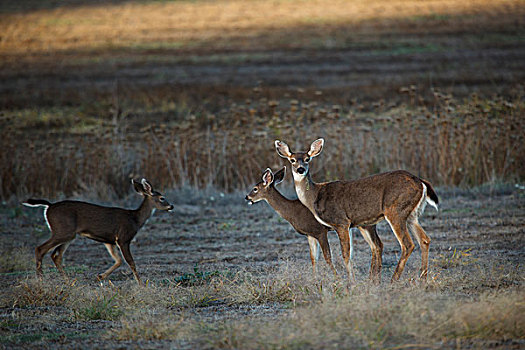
[245,167,341,275]
[22,178,173,285]
[275,138,439,283]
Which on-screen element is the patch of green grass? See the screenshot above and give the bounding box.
[74,292,121,321]
[0,320,20,328]
[167,264,223,285]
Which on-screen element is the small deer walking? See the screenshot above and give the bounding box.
[23,179,173,284]
[275,138,439,282]
[245,167,337,275]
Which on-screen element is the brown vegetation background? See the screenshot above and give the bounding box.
[1,0,524,200]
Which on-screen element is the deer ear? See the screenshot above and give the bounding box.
[275,140,292,158]
[273,166,286,185]
[132,179,145,194]
[262,168,274,187]
[141,179,153,195]
[308,138,324,158]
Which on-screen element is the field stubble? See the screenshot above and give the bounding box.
[0,188,523,348]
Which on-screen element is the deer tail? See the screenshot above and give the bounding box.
[22,199,51,208]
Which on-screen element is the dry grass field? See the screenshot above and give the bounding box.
[0,188,524,348]
[0,0,524,348]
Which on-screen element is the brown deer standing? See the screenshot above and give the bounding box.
[245,167,339,275]
[275,138,439,282]
[23,179,173,284]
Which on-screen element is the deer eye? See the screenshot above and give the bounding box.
[253,188,258,193]
[304,157,310,163]
[159,196,166,201]
[290,159,296,164]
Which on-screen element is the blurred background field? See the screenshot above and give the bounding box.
[1,2,524,349]
[1,0,524,201]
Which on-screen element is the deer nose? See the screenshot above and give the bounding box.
[297,167,306,174]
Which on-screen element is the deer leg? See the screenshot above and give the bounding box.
[50,242,72,276]
[307,235,321,275]
[408,219,431,281]
[97,243,122,281]
[385,214,415,282]
[318,232,337,275]
[335,226,355,283]
[117,242,141,285]
[35,238,65,277]
[358,225,383,284]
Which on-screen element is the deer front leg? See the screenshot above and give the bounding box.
[358,225,383,284]
[307,235,321,275]
[318,232,337,276]
[335,226,355,283]
[117,241,141,285]
[97,243,122,281]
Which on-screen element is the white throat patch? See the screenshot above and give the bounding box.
[292,170,306,182]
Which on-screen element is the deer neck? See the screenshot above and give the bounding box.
[134,197,156,228]
[294,171,319,212]
[264,187,295,222]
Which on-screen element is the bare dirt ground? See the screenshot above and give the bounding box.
[0,187,523,348]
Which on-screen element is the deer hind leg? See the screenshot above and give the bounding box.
[35,236,71,277]
[358,225,383,284]
[97,243,122,281]
[385,214,415,282]
[307,235,321,275]
[408,218,431,280]
[50,242,72,276]
[117,242,141,285]
[318,232,337,276]
[335,226,355,283]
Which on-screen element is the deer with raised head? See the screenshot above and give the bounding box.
[245,167,339,275]
[23,179,173,284]
[275,138,439,282]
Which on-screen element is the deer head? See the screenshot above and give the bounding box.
[275,138,324,181]
[245,167,286,205]
[132,178,174,211]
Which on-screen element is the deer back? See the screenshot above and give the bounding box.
[47,201,139,244]
[314,170,424,227]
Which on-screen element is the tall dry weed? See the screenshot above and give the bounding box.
[2,89,523,200]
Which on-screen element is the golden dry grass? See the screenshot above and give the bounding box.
[1,0,523,55]
[2,259,523,348]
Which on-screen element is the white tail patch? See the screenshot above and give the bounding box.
[409,183,428,220]
[43,207,52,232]
[22,202,49,208]
[426,195,439,212]
[23,202,52,231]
